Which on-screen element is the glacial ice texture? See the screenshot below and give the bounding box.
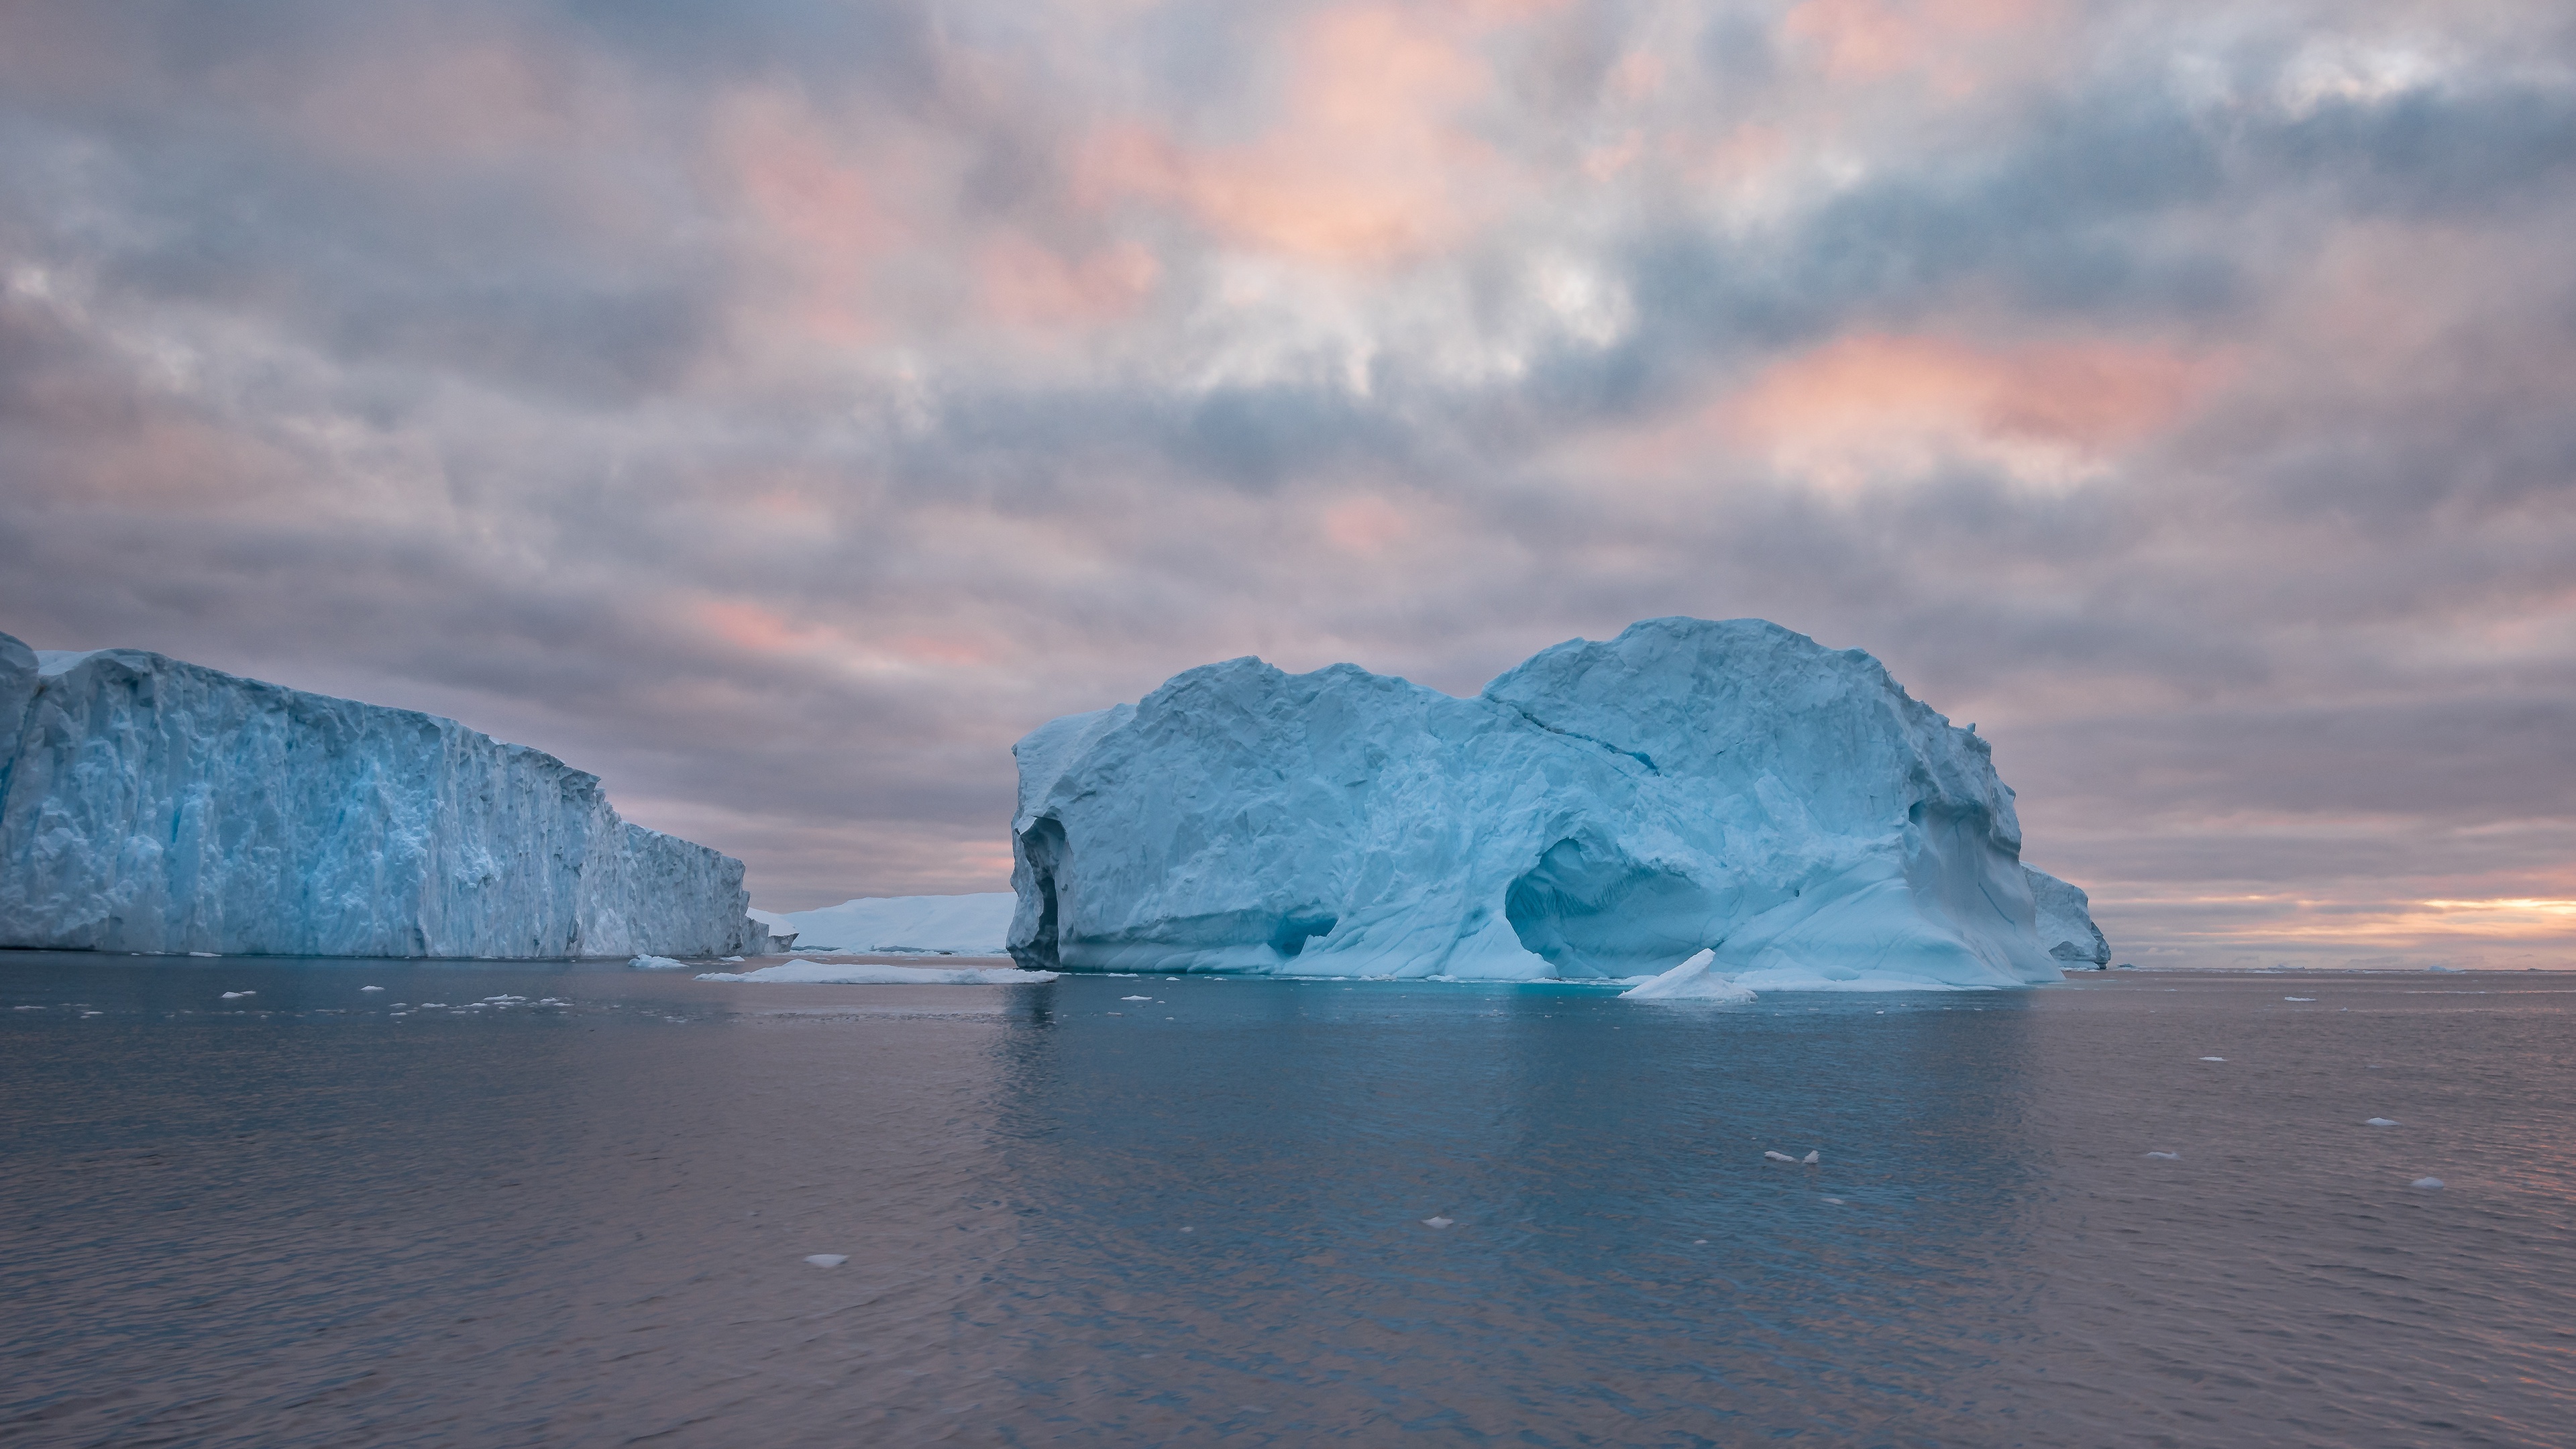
[1007,617,2102,989]
[0,632,771,958]
[749,893,1014,954]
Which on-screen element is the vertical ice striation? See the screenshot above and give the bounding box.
[0,632,771,957]
[1008,617,2105,989]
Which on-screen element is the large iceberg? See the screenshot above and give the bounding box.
[1006,617,2104,990]
[0,631,773,958]
[749,892,1014,954]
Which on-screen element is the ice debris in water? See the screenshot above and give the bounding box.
[1422,1216,1454,1228]
[1764,1151,1798,1163]
[1002,618,2099,989]
[2365,1118,2400,1128]
[2145,1151,2182,1160]
[803,1254,848,1268]
[1621,949,1756,1003]
[1803,1150,1821,1165]
[2199,1056,2226,1062]
[1121,995,1152,1001]
[629,955,690,970]
[2412,1177,2445,1190]
[220,991,254,999]
[2284,996,2315,1002]
[189,951,218,958]
[361,985,384,992]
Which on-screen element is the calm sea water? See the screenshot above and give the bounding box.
[2,955,2570,1447]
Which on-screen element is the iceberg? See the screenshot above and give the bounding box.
[0,631,773,958]
[749,892,1014,954]
[2025,865,2111,967]
[694,959,1057,985]
[1006,617,2102,991]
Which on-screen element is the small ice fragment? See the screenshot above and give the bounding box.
[2145,1150,2182,1160]
[1694,1238,1708,1244]
[1764,1150,1797,1163]
[221,991,254,999]
[1822,1197,1845,1205]
[2284,996,2314,1002]
[1422,1216,1454,1228]
[1121,996,1152,1002]
[719,956,744,963]
[1801,1150,1820,1165]
[628,955,690,970]
[2198,1056,2225,1062]
[803,1254,848,1267]
[2365,1118,2400,1128]
[189,951,217,958]
[13,1006,42,1011]
[361,985,385,992]
[1180,1226,1193,1232]
[2411,1177,2444,1190]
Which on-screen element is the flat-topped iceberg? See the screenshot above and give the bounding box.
[749,892,1014,954]
[1007,617,2102,991]
[0,631,772,959]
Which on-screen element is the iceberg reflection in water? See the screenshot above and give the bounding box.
[1,955,2569,1446]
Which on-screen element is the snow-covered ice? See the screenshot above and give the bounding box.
[0,631,773,958]
[1422,1216,1454,1228]
[628,955,690,971]
[1006,618,2099,992]
[1620,949,1755,1002]
[749,894,1014,954]
[1764,1150,1798,1163]
[693,959,1059,985]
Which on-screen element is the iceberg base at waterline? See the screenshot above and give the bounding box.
[694,959,1059,985]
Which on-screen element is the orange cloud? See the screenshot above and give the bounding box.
[1722,332,2227,489]
[1779,0,2061,97]
[719,91,901,346]
[1078,5,1514,266]
[1322,495,1413,556]
[977,233,1161,330]
[698,599,831,655]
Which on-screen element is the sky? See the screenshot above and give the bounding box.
[3,0,2573,968]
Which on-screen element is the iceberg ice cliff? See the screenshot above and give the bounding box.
[1007,618,2104,990]
[0,631,772,958]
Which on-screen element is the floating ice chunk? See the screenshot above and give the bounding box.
[629,955,690,970]
[2365,1118,2400,1127]
[2145,1150,2181,1160]
[1802,1150,1820,1165]
[1121,995,1152,1001]
[13,1005,41,1011]
[1422,1216,1454,1228]
[1764,1150,1798,1163]
[2411,1177,2444,1190]
[2284,996,2314,1002]
[1823,1197,1845,1205]
[361,985,385,992]
[2198,1056,2226,1062]
[803,1254,848,1268]
[221,990,254,999]
[694,959,1059,985]
[1621,949,1758,1002]
[1179,1226,1193,1233]
[189,951,218,958]
[718,956,743,963]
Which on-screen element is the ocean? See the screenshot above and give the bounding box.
[4,956,2569,1446]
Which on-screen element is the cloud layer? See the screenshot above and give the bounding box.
[4,0,2573,966]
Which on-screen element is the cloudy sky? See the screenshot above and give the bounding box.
[3,0,2572,967]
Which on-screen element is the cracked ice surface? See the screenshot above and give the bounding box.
[1006,617,2097,990]
[0,632,771,959]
